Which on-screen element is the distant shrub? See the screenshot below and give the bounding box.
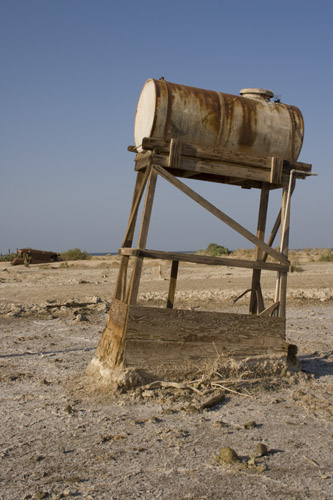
[319,252,333,262]
[290,265,304,273]
[0,253,16,262]
[200,243,231,257]
[59,248,91,261]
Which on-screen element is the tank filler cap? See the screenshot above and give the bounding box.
[239,88,274,102]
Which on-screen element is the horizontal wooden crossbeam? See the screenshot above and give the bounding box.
[137,137,312,172]
[119,248,290,272]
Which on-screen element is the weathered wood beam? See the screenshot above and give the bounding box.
[249,185,270,314]
[136,137,312,172]
[167,260,179,309]
[126,169,158,305]
[114,170,149,301]
[258,301,280,317]
[121,169,150,248]
[119,248,289,272]
[141,137,273,169]
[154,153,272,183]
[124,306,287,372]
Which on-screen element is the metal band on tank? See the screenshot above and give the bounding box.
[162,80,173,143]
[215,91,226,148]
[149,79,160,141]
[286,105,296,163]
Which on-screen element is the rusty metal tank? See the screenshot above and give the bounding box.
[134,79,304,162]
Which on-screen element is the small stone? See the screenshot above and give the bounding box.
[141,390,154,398]
[129,419,143,425]
[41,379,51,386]
[253,443,268,458]
[64,405,73,414]
[34,491,49,499]
[244,420,257,429]
[213,420,228,428]
[74,313,88,323]
[185,404,199,414]
[218,446,240,464]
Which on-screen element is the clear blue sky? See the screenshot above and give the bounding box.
[1,0,332,254]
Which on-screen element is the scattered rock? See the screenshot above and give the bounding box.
[73,313,88,323]
[253,443,268,458]
[212,420,229,428]
[141,390,155,398]
[244,420,257,429]
[217,446,240,464]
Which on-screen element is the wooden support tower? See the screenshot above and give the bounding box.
[88,137,312,383]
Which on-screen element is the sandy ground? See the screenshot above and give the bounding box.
[0,257,332,500]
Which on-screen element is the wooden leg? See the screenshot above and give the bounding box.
[126,168,158,305]
[278,185,291,318]
[262,182,296,263]
[249,185,269,314]
[113,169,149,301]
[114,255,129,301]
[167,260,179,309]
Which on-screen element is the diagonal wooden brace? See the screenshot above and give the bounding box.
[153,165,289,265]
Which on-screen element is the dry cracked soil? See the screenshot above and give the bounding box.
[0,256,332,500]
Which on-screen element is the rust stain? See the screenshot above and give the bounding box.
[220,93,237,145]
[238,96,257,147]
[287,104,304,161]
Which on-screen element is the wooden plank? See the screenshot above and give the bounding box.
[270,157,283,184]
[168,138,182,169]
[284,160,312,172]
[249,185,269,314]
[152,153,272,183]
[119,248,290,272]
[124,306,286,373]
[120,258,128,302]
[153,165,289,265]
[114,170,149,300]
[134,150,152,170]
[121,169,150,248]
[259,301,280,317]
[263,209,281,263]
[262,181,296,264]
[141,137,274,169]
[170,156,271,183]
[126,169,158,305]
[167,260,179,309]
[140,138,312,172]
[276,184,292,318]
